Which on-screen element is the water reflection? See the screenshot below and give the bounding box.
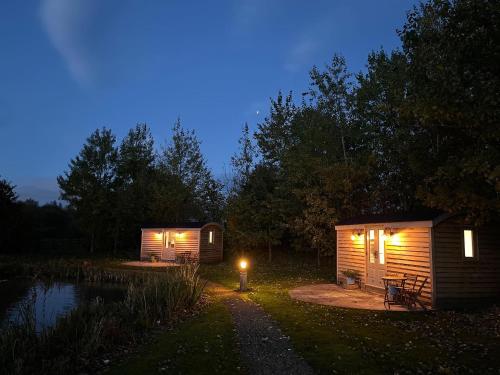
[0,279,125,331]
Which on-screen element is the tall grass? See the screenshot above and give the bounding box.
[125,265,205,326]
[0,264,205,375]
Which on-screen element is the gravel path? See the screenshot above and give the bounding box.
[225,296,314,375]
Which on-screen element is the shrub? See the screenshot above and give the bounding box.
[341,269,360,279]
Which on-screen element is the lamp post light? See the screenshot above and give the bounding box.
[239,259,248,292]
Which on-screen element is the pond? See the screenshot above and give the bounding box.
[0,278,126,331]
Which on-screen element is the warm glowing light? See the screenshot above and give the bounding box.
[378,229,385,264]
[351,229,363,241]
[154,232,163,240]
[464,230,474,257]
[176,232,184,238]
[391,233,401,246]
[239,260,248,270]
[384,228,393,241]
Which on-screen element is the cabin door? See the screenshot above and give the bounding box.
[161,231,176,261]
[365,228,386,288]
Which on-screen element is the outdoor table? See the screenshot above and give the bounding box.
[382,276,407,309]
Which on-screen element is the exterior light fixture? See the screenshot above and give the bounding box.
[351,229,363,241]
[384,228,394,240]
[238,259,248,291]
[154,232,163,240]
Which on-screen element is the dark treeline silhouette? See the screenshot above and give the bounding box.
[0,120,224,255]
[225,0,500,263]
[1,0,498,259]
[0,178,81,253]
[56,120,224,254]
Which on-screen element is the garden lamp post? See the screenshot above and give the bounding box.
[239,259,248,291]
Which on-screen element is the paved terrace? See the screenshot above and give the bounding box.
[289,284,426,311]
[121,261,179,268]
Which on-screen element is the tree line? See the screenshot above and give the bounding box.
[0,178,80,253]
[55,120,224,253]
[1,120,224,254]
[1,0,498,259]
[225,0,500,263]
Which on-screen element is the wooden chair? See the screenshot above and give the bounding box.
[382,273,406,308]
[403,274,428,310]
[403,273,418,292]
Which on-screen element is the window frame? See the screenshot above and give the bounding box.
[461,228,478,261]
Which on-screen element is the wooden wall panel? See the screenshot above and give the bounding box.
[140,230,163,260]
[199,225,223,263]
[337,227,433,305]
[175,230,200,262]
[433,217,500,306]
[385,228,432,304]
[337,230,366,285]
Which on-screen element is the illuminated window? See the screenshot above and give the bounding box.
[378,229,385,264]
[463,230,476,258]
[369,230,375,263]
[208,230,214,244]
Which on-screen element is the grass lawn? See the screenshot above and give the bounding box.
[200,261,500,374]
[106,291,242,375]
[3,255,497,374]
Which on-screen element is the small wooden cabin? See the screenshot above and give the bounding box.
[140,222,223,264]
[335,212,500,308]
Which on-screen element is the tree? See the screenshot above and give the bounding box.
[255,91,296,167]
[113,123,156,252]
[354,50,425,212]
[285,104,372,265]
[400,0,500,224]
[226,164,286,262]
[0,176,18,252]
[149,168,192,223]
[160,119,223,221]
[0,176,17,208]
[230,123,256,195]
[308,54,354,164]
[58,128,117,252]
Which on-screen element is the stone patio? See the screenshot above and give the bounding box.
[121,261,179,268]
[289,283,422,311]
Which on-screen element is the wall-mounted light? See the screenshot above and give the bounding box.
[350,229,363,241]
[154,232,163,240]
[176,232,184,238]
[382,228,394,241]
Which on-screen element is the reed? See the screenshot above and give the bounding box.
[0,263,205,375]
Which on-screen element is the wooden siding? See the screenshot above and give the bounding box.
[140,229,163,260]
[385,227,432,304]
[337,227,433,305]
[175,230,200,261]
[337,229,366,286]
[199,225,223,263]
[433,217,500,307]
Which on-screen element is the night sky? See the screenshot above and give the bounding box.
[0,0,419,203]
